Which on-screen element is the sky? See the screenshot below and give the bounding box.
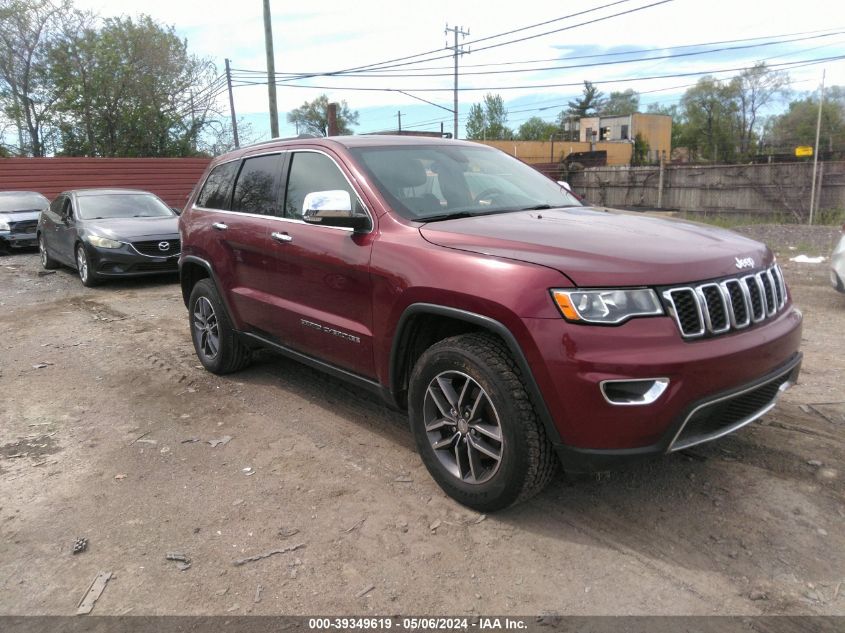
[72,0,845,142]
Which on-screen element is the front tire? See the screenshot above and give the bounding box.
[408,333,558,511]
[76,244,99,287]
[39,235,59,270]
[188,279,251,374]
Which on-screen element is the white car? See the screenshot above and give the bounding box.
[832,224,845,293]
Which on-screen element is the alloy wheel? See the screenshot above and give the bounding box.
[39,238,47,267]
[423,370,504,484]
[192,296,220,360]
[76,247,88,283]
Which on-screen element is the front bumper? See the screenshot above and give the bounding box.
[0,230,37,248]
[520,303,803,470]
[86,242,179,277]
[555,353,801,471]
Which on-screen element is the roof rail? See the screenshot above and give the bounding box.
[243,133,322,149]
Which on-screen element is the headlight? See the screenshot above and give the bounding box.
[551,288,663,324]
[86,234,122,249]
[0,219,9,231]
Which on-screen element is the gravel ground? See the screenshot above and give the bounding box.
[0,230,843,616]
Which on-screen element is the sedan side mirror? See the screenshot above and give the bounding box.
[302,190,370,232]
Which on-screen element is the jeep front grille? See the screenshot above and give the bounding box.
[662,265,787,339]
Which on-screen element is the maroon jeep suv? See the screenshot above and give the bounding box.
[179,136,802,511]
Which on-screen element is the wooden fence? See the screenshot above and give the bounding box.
[567,161,845,221]
[0,157,212,208]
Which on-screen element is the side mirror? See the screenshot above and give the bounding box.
[302,190,370,232]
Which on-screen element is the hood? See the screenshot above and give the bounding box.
[82,216,179,240]
[419,207,772,287]
[1,210,41,223]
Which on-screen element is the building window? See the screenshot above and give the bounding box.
[621,125,629,140]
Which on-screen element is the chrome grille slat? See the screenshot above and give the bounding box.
[664,264,787,339]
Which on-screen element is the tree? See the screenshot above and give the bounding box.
[602,89,639,116]
[631,132,650,166]
[556,81,605,140]
[517,116,559,141]
[0,0,84,156]
[768,86,845,153]
[464,93,512,140]
[48,15,218,156]
[286,94,358,136]
[565,81,605,118]
[679,76,740,162]
[730,62,790,157]
[198,117,256,157]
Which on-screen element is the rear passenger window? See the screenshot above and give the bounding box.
[231,154,282,215]
[284,152,363,220]
[196,161,239,209]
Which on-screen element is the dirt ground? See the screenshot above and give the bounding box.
[0,225,843,616]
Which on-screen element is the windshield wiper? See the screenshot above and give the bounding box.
[419,211,475,223]
[521,204,552,210]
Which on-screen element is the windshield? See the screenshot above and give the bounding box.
[349,144,581,221]
[76,193,175,220]
[0,192,48,213]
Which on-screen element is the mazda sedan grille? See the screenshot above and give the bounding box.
[131,239,181,256]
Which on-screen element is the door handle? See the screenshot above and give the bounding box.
[271,231,293,244]
[212,222,228,231]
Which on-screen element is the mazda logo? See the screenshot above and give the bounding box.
[158,241,171,252]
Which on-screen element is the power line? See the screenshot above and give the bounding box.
[340,27,845,73]
[229,54,845,93]
[263,0,643,82]
[231,31,843,81]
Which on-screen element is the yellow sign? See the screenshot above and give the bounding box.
[795,146,813,157]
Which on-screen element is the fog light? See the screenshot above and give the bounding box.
[600,378,669,406]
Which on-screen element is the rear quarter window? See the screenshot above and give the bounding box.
[196,161,239,209]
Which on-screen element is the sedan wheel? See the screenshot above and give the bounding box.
[76,244,99,287]
[39,236,59,270]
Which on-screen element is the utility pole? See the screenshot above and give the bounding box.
[225,58,239,148]
[397,111,402,134]
[327,103,338,136]
[445,24,469,140]
[263,0,279,138]
[809,69,825,225]
[189,90,196,152]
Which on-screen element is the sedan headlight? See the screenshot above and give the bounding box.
[87,234,122,249]
[551,288,663,324]
[0,219,9,231]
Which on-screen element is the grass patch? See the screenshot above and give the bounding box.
[678,209,844,229]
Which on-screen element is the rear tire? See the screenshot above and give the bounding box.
[408,332,558,511]
[189,278,251,374]
[39,235,59,270]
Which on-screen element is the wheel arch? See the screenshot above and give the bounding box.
[389,303,562,445]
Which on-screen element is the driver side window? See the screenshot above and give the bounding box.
[283,152,364,220]
[61,198,74,220]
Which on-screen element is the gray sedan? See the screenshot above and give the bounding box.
[0,191,48,251]
[37,189,180,287]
